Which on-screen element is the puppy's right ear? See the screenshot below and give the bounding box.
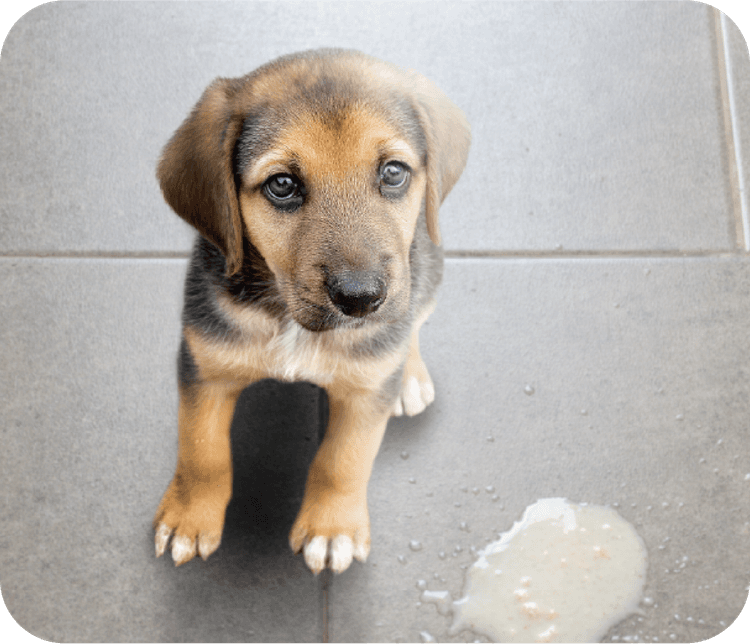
[157,79,245,275]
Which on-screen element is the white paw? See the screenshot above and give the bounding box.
[295,532,370,575]
[392,374,435,417]
[154,522,222,566]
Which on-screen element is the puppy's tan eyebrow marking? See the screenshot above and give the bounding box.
[245,149,301,188]
[246,137,421,188]
[378,138,421,168]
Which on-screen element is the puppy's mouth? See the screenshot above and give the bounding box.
[287,270,390,332]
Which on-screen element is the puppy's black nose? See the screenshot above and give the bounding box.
[325,271,387,318]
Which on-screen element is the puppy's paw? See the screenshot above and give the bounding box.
[392,356,435,417]
[153,476,230,566]
[289,492,370,574]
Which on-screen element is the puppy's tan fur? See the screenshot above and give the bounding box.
[153,49,470,573]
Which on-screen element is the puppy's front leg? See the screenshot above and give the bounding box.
[154,381,240,565]
[289,388,392,574]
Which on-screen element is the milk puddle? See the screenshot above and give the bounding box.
[422,498,647,643]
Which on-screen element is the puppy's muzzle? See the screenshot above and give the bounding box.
[325,271,387,318]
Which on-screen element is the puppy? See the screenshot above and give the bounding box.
[153,48,470,574]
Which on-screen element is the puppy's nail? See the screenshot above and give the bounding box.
[352,530,370,563]
[403,376,425,416]
[171,535,197,566]
[155,523,172,558]
[421,380,435,406]
[198,531,221,561]
[289,528,306,555]
[304,536,329,575]
[330,535,354,573]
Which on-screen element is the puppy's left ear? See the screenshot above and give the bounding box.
[412,74,471,247]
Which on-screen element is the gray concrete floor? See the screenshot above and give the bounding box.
[1,2,750,642]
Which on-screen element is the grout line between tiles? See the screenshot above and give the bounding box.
[321,569,330,643]
[717,9,750,251]
[1,250,749,262]
[443,249,747,260]
[0,251,191,259]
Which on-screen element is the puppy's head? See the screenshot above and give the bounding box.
[158,49,470,331]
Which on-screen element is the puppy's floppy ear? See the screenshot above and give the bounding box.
[157,79,245,275]
[411,74,471,247]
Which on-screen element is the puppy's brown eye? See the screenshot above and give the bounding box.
[380,162,409,189]
[263,174,304,211]
[264,174,298,199]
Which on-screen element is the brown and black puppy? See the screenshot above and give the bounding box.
[153,48,470,574]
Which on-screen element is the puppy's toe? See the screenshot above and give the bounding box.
[352,529,370,563]
[329,535,354,573]
[171,535,197,566]
[155,522,173,558]
[402,376,426,416]
[303,536,329,575]
[198,531,222,561]
[392,396,405,417]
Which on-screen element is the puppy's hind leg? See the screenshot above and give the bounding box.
[392,300,437,417]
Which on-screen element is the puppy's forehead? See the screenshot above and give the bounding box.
[234,56,427,177]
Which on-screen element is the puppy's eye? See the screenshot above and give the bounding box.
[380,162,409,189]
[262,173,305,211]
[264,174,298,200]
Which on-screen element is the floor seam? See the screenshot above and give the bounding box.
[716,8,750,251]
[1,250,749,261]
[322,569,330,643]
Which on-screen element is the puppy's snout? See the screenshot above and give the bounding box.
[325,271,387,318]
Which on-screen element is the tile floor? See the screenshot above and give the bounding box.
[1,2,749,642]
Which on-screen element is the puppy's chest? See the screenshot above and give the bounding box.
[191,318,397,394]
[260,323,344,385]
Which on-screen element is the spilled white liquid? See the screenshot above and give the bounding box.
[427,498,647,643]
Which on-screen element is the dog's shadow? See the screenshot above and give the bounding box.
[220,379,327,562]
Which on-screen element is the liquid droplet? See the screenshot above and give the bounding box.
[420,589,452,615]
[409,540,423,552]
[400,451,410,460]
[524,385,535,396]
[397,555,407,564]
